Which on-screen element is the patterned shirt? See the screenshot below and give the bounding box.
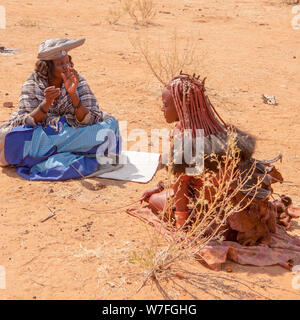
[0,71,109,133]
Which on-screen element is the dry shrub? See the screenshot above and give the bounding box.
[132,32,203,86]
[17,18,39,28]
[106,5,123,25]
[129,129,270,298]
[283,0,299,4]
[123,0,156,25]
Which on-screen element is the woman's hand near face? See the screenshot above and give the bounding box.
[61,66,79,96]
[44,86,61,106]
[61,67,89,122]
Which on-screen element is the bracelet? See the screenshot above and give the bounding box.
[73,100,82,110]
[174,211,190,220]
[174,211,190,228]
[39,104,48,114]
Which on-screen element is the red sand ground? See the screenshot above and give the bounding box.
[0,0,299,299]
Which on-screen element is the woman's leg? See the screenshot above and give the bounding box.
[148,189,174,214]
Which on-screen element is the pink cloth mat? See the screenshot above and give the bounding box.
[127,207,300,271]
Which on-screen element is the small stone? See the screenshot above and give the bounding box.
[262,94,277,105]
[107,281,115,288]
[48,188,54,194]
[3,102,13,108]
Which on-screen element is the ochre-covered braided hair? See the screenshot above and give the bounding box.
[168,73,256,173]
[168,73,227,138]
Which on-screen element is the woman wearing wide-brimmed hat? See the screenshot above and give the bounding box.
[0,38,121,180]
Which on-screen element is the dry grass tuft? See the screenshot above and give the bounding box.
[16,18,39,28]
[283,0,299,4]
[106,1,124,25]
[106,6,123,25]
[123,0,157,26]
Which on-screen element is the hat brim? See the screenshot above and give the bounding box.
[37,38,85,60]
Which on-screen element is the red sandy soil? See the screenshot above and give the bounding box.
[0,0,299,299]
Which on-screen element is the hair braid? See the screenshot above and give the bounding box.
[168,73,227,138]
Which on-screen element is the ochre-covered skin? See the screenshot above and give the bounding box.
[144,161,298,246]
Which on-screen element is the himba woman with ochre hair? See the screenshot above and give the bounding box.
[137,73,300,260]
[0,38,121,180]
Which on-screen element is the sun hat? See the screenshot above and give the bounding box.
[37,38,85,61]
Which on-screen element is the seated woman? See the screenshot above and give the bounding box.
[140,73,298,246]
[0,38,121,180]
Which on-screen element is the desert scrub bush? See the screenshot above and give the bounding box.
[123,0,156,25]
[283,0,299,4]
[129,129,266,298]
[132,31,203,86]
[106,1,124,25]
[16,18,39,28]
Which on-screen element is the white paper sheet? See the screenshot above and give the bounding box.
[91,150,160,183]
